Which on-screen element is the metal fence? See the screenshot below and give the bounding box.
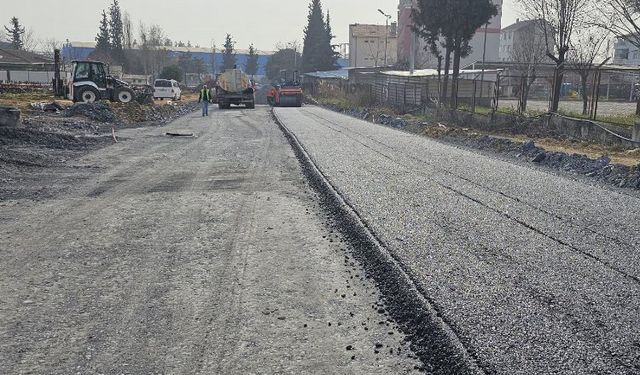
[494,69,640,126]
[306,72,495,113]
[307,66,640,128]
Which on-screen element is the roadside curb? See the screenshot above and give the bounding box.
[272,108,486,375]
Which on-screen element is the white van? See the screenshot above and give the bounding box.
[153,79,181,100]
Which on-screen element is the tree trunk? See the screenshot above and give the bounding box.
[518,75,526,113]
[581,74,588,116]
[550,54,565,113]
[442,48,452,107]
[522,74,535,113]
[450,46,461,109]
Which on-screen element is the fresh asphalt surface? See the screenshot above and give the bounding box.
[0,107,421,374]
[275,106,640,375]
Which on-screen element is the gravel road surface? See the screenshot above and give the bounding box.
[0,107,421,374]
[275,106,640,375]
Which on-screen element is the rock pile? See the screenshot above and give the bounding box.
[64,102,117,123]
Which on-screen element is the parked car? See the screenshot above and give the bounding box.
[153,79,181,100]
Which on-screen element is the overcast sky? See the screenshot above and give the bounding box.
[3,0,520,51]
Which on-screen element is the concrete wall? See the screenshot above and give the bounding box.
[0,70,55,83]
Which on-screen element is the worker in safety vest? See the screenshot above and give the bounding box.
[199,85,212,117]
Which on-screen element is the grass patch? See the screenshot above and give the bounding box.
[558,110,639,127]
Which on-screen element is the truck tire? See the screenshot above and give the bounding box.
[115,87,135,103]
[77,86,99,103]
[246,100,255,109]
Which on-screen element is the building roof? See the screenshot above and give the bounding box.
[501,19,542,33]
[380,68,502,77]
[304,69,349,79]
[0,47,52,65]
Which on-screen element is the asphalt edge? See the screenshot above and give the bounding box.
[272,108,485,375]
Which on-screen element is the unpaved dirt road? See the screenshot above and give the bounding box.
[0,107,421,374]
[275,106,640,375]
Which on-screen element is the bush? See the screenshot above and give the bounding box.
[159,65,183,82]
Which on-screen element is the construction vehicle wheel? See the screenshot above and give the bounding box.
[115,87,135,103]
[247,101,255,109]
[77,87,99,103]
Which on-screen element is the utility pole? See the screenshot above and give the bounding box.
[479,23,489,100]
[410,28,416,74]
[211,42,217,77]
[378,9,392,66]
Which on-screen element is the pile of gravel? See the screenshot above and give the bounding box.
[61,101,198,126]
[0,127,107,150]
[518,140,640,189]
[443,134,640,189]
[63,102,117,123]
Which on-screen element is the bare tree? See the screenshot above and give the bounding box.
[567,27,610,115]
[596,0,640,114]
[137,23,170,77]
[510,20,550,113]
[518,0,593,112]
[21,28,40,52]
[597,0,640,47]
[39,38,62,58]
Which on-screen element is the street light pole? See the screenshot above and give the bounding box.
[378,9,392,67]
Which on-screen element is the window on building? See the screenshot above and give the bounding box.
[633,50,640,60]
[615,48,630,60]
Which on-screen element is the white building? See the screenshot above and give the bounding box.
[613,36,640,66]
[397,0,503,69]
[349,24,398,67]
[499,19,551,62]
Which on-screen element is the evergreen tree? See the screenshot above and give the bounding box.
[325,10,333,42]
[302,0,337,73]
[4,17,25,50]
[109,0,125,62]
[414,0,496,107]
[266,47,302,81]
[221,34,237,71]
[245,44,259,76]
[95,11,111,54]
[323,10,339,69]
[160,65,183,82]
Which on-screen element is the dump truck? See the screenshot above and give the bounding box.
[215,68,255,109]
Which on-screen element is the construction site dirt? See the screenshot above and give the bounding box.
[0,105,423,374]
[2,104,639,374]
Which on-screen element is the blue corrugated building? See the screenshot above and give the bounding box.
[62,42,347,78]
[62,42,273,76]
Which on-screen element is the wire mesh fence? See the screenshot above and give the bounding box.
[305,66,640,128]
